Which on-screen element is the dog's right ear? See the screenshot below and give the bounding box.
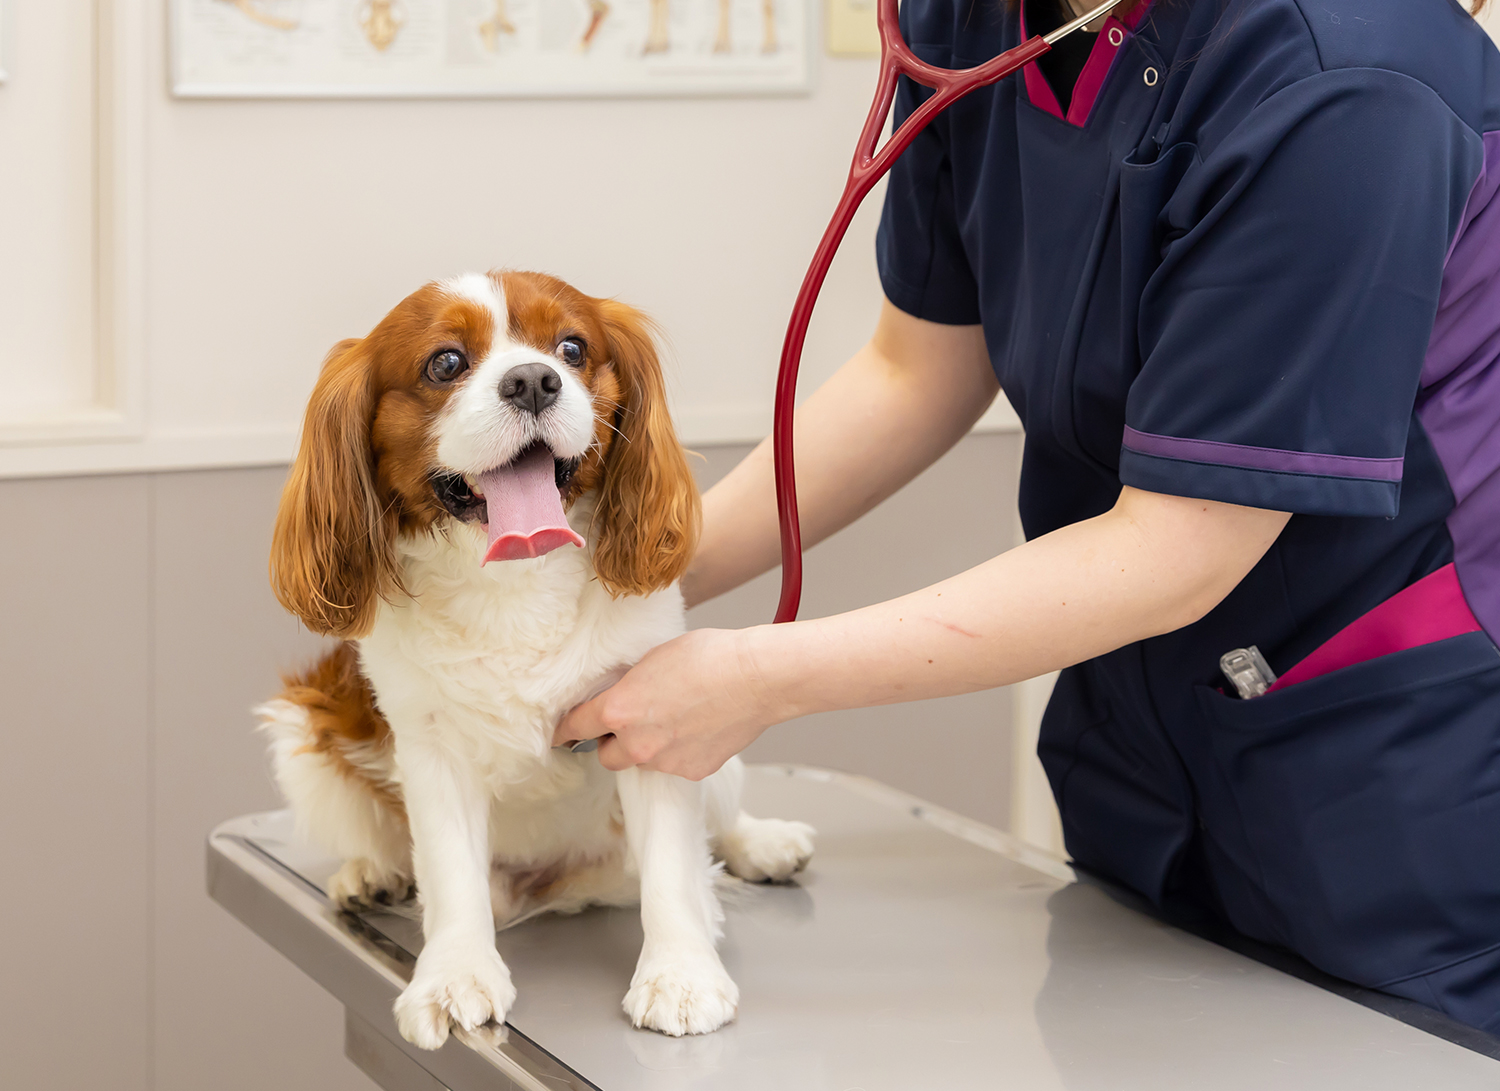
[270,338,399,638]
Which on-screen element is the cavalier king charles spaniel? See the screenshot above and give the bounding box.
[256,270,814,1047]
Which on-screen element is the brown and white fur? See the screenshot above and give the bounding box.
[257,270,813,1048]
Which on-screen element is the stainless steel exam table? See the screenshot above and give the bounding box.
[208,764,1500,1090]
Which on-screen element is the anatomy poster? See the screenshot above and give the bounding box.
[171,0,809,96]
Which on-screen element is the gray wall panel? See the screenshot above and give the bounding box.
[148,466,369,1091]
[0,474,152,1090]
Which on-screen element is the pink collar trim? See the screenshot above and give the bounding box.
[1019,1,1151,127]
[1267,563,1482,692]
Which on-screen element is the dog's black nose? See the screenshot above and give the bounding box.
[500,362,562,416]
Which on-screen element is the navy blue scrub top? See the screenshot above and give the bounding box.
[877,0,1500,1018]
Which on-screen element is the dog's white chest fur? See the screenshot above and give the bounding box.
[360,520,684,785]
[349,522,692,881]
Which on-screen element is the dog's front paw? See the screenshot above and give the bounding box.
[328,857,415,912]
[623,951,739,1036]
[394,942,516,1050]
[718,816,815,883]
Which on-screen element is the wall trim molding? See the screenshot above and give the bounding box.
[0,401,1023,481]
[0,427,298,480]
[0,1,150,447]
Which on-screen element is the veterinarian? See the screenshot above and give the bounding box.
[558,0,1500,1033]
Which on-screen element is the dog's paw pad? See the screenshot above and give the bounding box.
[623,958,739,1036]
[328,858,414,912]
[719,817,815,883]
[394,948,516,1050]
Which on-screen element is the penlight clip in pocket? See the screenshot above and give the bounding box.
[1220,646,1277,699]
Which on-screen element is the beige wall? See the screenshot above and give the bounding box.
[5,1,987,477]
[693,437,1020,827]
[0,431,1019,1089]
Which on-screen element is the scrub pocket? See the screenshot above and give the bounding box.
[1118,141,1199,317]
[1192,631,1500,992]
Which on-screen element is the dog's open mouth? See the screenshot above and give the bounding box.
[432,443,584,564]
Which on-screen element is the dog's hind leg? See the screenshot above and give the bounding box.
[714,811,814,883]
[257,643,413,911]
[704,758,815,884]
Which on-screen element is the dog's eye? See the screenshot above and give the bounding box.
[425,350,468,384]
[556,338,585,367]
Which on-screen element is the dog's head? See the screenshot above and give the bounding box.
[270,270,699,638]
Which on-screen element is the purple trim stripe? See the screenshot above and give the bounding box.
[1417,129,1500,646]
[1122,426,1406,481]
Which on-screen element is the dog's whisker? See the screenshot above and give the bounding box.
[595,411,630,443]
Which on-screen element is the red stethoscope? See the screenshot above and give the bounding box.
[770,0,1122,623]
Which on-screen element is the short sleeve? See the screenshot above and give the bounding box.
[876,63,982,326]
[1120,68,1486,517]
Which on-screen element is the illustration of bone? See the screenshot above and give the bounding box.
[578,0,610,51]
[644,0,669,53]
[479,0,517,48]
[359,0,404,50]
[754,0,777,52]
[219,0,298,30]
[643,0,777,55]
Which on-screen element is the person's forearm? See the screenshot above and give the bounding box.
[554,487,1289,780]
[745,488,1291,719]
[682,303,995,608]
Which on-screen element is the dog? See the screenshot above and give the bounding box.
[257,270,814,1046]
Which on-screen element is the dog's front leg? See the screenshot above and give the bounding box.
[617,767,739,1036]
[391,734,514,1050]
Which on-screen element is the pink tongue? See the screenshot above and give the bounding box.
[477,445,585,564]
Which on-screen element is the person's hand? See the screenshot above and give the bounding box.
[553,627,783,780]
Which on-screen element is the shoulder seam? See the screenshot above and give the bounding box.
[1286,0,1329,74]
[1254,64,1483,148]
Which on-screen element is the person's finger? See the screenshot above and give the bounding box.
[553,695,606,747]
[596,733,636,772]
[642,752,718,783]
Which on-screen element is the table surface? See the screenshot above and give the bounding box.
[209,764,1500,1090]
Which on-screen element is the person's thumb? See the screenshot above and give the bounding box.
[553,695,607,748]
[552,668,629,748]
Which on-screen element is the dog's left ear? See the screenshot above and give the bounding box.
[590,300,701,597]
[270,338,401,637]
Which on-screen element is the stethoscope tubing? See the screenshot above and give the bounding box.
[770,0,1120,623]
